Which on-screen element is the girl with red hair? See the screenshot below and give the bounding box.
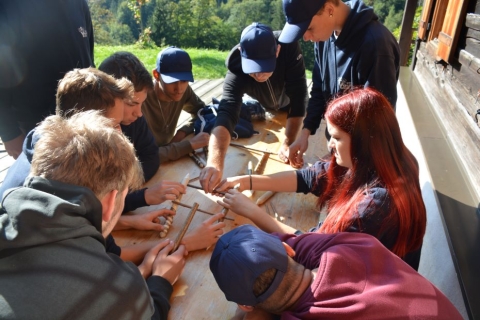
[217,87,426,269]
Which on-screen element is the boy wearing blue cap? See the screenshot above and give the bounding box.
[200,23,308,193]
[210,225,463,319]
[279,0,400,168]
[142,46,210,162]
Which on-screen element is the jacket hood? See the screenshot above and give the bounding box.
[336,0,377,48]
[0,176,104,250]
[23,128,40,163]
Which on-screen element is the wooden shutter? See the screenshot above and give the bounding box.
[436,0,469,62]
[418,0,435,40]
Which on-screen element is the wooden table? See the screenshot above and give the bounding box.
[112,109,328,319]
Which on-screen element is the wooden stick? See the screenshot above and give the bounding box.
[243,160,254,198]
[172,200,234,221]
[161,173,190,238]
[256,191,276,206]
[187,183,226,195]
[172,202,199,252]
[189,152,206,168]
[254,152,270,174]
[230,142,275,155]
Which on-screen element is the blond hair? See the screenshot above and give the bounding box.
[55,67,134,116]
[31,111,144,199]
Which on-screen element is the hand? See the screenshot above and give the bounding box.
[277,142,291,165]
[215,176,246,193]
[217,189,258,220]
[4,133,25,159]
[182,212,226,251]
[287,135,308,169]
[152,241,188,285]
[190,132,210,150]
[200,165,223,193]
[137,239,173,278]
[144,180,186,205]
[116,208,175,231]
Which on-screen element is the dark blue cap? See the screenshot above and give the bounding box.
[278,0,326,43]
[156,46,194,83]
[209,225,288,306]
[240,23,277,74]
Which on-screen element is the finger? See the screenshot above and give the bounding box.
[172,244,187,257]
[155,208,175,217]
[148,239,171,257]
[216,199,229,208]
[158,240,175,257]
[146,222,164,231]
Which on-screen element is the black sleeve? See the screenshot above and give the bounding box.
[123,188,148,213]
[147,276,174,320]
[296,161,330,196]
[283,41,308,119]
[105,234,122,256]
[303,43,327,135]
[214,70,245,134]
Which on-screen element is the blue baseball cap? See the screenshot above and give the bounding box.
[240,23,277,74]
[278,0,326,43]
[209,225,288,306]
[156,46,194,83]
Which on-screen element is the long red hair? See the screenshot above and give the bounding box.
[317,87,426,258]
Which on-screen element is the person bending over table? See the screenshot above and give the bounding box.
[278,0,400,168]
[216,88,426,270]
[0,112,186,319]
[200,22,308,193]
[210,225,462,320]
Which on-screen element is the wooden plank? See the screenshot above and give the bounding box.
[465,13,480,30]
[465,37,480,58]
[428,0,449,42]
[436,0,468,62]
[112,106,328,320]
[418,0,435,40]
[466,27,480,41]
[399,0,420,65]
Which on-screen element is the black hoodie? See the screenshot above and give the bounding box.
[304,0,400,135]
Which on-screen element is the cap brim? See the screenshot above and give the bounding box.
[160,72,194,84]
[278,21,310,43]
[241,56,276,74]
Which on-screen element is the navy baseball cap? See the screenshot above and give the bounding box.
[240,23,277,74]
[278,0,327,43]
[156,46,194,83]
[209,225,288,306]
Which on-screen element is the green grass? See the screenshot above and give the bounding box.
[95,44,312,79]
[94,44,229,79]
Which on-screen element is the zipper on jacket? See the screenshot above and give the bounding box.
[266,79,278,109]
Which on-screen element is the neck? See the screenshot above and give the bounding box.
[155,79,170,102]
[334,1,351,36]
[283,269,314,311]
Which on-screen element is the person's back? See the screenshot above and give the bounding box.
[0,111,186,319]
[0,178,154,320]
[210,225,462,319]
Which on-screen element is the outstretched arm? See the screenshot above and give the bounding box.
[200,126,230,193]
[215,171,298,193]
[218,189,296,234]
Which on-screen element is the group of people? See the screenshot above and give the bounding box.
[0,0,463,319]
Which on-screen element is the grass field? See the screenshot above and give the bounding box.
[95,45,229,79]
[95,44,312,79]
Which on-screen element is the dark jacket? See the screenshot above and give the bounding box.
[304,0,400,134]
[215,31,308,134]
[0,0,94,141]
[0,177,172,319]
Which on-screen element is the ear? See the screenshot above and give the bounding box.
[237,304,254,312]
[152,69,160,80]
[276,44,281,58]
[282,242,296,258]
[100,190,118,223]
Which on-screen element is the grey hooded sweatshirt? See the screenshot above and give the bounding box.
[0,177,172,320]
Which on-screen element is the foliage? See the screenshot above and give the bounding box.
[392,5,422,66]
